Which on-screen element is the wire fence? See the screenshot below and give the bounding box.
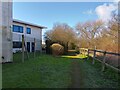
[13,35,42,63]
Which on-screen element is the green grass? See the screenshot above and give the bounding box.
[2,53,71,88]
[2,53,119,88]
[78,57,120,88]
[61,54,87,59]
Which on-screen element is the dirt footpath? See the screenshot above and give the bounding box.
[70,59,84,88]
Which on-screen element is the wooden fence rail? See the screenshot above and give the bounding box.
[79,48,120,73]
[89,49,120,56]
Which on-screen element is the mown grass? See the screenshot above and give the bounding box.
[61,54,87,59]
[2,53,71,88]
[2,52,119,88]
[79,57,120,88]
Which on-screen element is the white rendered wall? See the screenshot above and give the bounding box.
[0,1,2,63]
[0,1,13,62]
[0,1,12,89]
[0,1,2,89]
[13,22,42,52]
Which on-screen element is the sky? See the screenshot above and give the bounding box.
[13,1,118,41]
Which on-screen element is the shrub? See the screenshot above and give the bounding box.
[51,43,64,56]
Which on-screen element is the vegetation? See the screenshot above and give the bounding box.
[76,20,104,48]
[45,14,118,53]
[2,53,71,88]
[2,2,119,89]
[44,13,119,74]
[51,43,64,56]
[76,59,119,88]
[2,53,119,88]
[44,23,78,49]
[61,54,87,59]
[76,14,118,53]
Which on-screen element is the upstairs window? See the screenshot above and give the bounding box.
[13,25,23,33]
[26,27,31,34]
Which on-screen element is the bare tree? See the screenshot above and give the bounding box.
[44,23,78,49]
[99,14,119,52]
[76,20,104,48]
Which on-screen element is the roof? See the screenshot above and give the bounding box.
[13,19,47,29]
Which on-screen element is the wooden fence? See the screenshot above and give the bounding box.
[79,48,120,72]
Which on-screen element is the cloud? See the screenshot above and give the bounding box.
[113,0,120,2]
[83,9,94,15]
[95,3,118,22]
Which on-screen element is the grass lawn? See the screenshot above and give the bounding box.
[2,53,120,88]
[61,54,88,59]
[77,58,120,88]
[2,53,71,88]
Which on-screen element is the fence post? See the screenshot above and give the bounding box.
[22,35,24,63]
[84,49,85,55]
[79,48,81,54]
[34,38,36,58]
[92,50,96,64]
[87,49,89,60]
[102,51,106,71]
[81,49,83,54]
[24,42,29,60]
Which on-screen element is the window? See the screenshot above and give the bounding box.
[13,41,22,48]
[13,25,23,33]
[19,26,23,33]
[26,27,31,34]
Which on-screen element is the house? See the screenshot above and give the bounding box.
[0,1,46,63]
[12,19,46,53]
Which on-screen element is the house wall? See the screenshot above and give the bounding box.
[0,1,2,63]
[0,2,2,89]
[12,22,42,53]
[0,2,13,62]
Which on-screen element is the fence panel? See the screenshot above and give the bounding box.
[88,49,120,72]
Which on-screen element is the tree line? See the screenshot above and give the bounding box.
[44,14,119,53]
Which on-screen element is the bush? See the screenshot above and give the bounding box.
[51,43,64,56]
